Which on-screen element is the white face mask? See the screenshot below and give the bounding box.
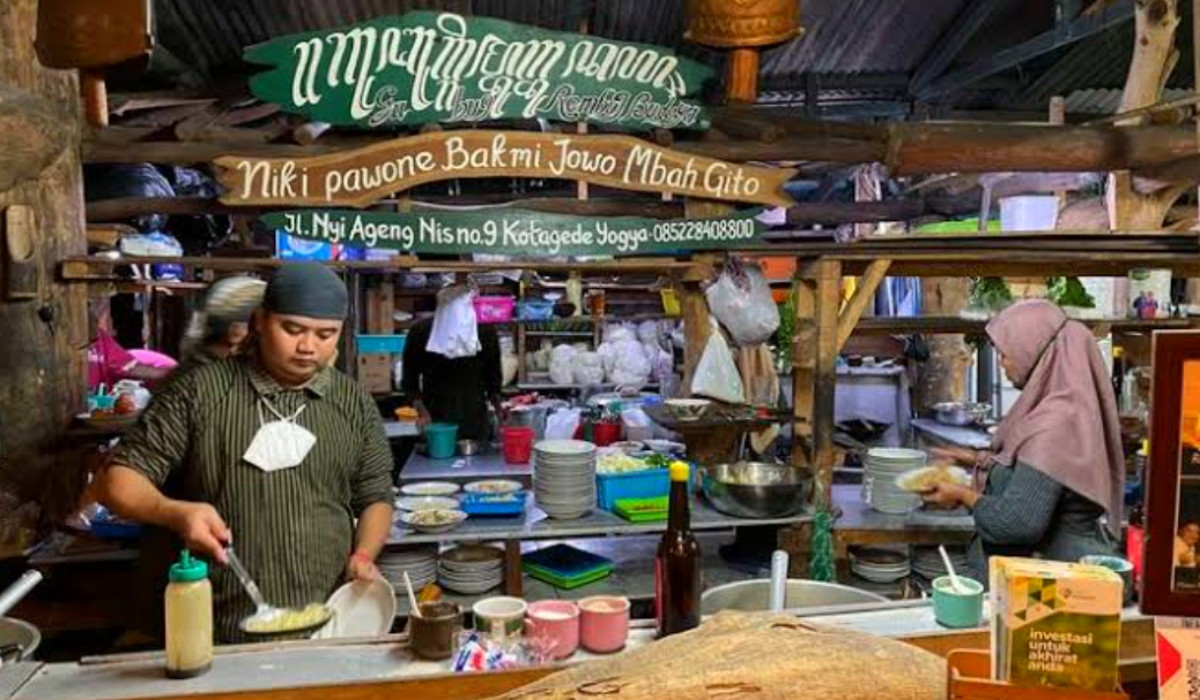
[243,399,316,472]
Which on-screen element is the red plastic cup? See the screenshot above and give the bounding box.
[501,426,534,464]
[591,421,621,447]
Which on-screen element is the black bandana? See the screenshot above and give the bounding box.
[262,263,348,320]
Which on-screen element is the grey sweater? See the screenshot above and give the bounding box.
[967,462,1113,580]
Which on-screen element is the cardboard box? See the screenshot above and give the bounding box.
[357,353,393,394]
[990,556,1123,692]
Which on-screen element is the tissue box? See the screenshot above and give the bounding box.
[990,556,1123,692]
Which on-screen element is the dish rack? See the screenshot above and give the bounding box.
[946,650,1128,700]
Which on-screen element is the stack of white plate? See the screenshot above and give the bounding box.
[377,545,439,592]
[438,544,505,595]
[533,439,597,519]
[864,448,926,514]
[911,545,970,582]
[850,546,911,583]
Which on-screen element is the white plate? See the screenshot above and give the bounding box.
[534,440,597,456]
[311,579,395,640]
[643,439,686,454]
[400,509,468,533]
[463,480,524,495]
[395,496,460,511]
[400,481,461,497]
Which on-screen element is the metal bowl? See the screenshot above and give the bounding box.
[457,439,480,456]
[0,618,39,661]
[698,462,813,519]
[933,402,991,426]
[701,579,886,615]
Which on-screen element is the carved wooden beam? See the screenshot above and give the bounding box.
[0,87,72,192]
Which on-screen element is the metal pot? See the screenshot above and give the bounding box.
[698,462,813,519]
[0,618,39,661]
[701,579,886,615]
[457,439,480,456]
[933,402,991,427]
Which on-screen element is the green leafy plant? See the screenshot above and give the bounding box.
[969,277,1014,313]
[775,291,796,367]
[1046,277,1096,309]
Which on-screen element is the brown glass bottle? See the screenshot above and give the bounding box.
[656,461,700,637]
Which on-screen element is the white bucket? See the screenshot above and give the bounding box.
[1000,195,1059,232]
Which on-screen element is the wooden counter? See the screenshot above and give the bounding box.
[3,605,1155,700]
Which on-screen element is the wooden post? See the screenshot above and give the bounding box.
[0,0,88,523]
[791,258,841,504]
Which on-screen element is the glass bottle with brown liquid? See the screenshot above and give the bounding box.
[656,461,700,637]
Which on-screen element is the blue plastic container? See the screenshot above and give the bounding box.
[517,299,556,320]
[460,491,527,517]
[357,334,407,355]
[596,468,670,511]
[424,423,458,459]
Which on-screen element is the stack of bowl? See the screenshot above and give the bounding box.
[377,545,439,592]
[533,440,597,519]
[438,544,504,595]
[864,448,925,514]
[849,546,912,583]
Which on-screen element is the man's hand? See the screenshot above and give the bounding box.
[164,502,231,563]
[346,551,381,582]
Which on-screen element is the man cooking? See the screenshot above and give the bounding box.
[98,263,394,643]
[401,287,502,442]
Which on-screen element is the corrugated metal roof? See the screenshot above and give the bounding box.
[761,0,968,78]
[142,0,1196,117]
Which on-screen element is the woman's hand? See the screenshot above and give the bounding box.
[920,483,980,510]
[931,447,985,468]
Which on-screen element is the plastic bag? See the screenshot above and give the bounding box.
[572,351,606,386]
[637,320,661,344]
[692,321,745,403]
[621,408,654,442]
[705,260,780,346]
[545,408,581,440]
[597,342,618,375]
[609,339,651,387]
[549,344,577,385]
[603,323,637,344]
[426,286,480,358]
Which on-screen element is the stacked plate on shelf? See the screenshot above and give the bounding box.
[864,448,925,514]
[533,440,597,519]
[849,546,912,583]
[437,544,505,595]
[911,545,970,582]
[377,545,439,592]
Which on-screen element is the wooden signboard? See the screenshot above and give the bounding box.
[261,207,768,257]
[214,130,796,208]
[244,11,713,131]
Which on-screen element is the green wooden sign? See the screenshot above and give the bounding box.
[245,11,714,131]
[262,208,768,257]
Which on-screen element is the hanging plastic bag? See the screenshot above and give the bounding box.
[691,320,745,404]
[705,259,780,346]
[572,351,606,386]
[426,286,480,358]
[544,408,581,441]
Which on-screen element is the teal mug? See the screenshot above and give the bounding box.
[1080,555,1135,606]
[932,575,984,628]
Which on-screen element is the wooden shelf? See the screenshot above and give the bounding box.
[852,316,1199,335]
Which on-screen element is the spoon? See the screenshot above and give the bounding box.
[403,571,422,619]
[768,550,789,612]
[226,546,331,634]
[938,545,968,594]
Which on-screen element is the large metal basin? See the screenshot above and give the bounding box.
[698,463,813,519]
[702,579,887,615]
[0,618,40,661]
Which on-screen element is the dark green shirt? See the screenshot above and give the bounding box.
[114,355,394,643]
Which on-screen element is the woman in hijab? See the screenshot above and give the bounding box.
[922,299,1124,580]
